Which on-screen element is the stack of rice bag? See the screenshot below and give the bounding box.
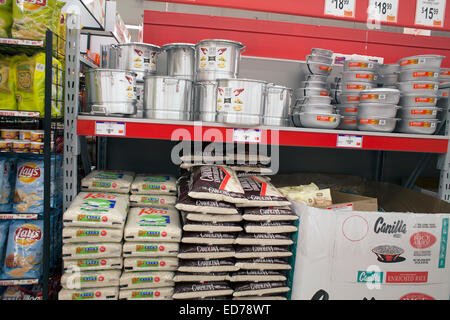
[120,174,180,300]
[59,170,133,301]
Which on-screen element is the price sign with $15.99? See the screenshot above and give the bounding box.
[415,0,446,27]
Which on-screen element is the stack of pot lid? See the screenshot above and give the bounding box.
[356,88,401,133]
[397,55,444,134]
[293,48,338,129]
[377,63,399,88]
[336,60,378,130]
[263,84,293,127]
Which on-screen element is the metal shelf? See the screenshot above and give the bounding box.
[77,115,450,153]
[80,56,98,68]
[0,279,39,287]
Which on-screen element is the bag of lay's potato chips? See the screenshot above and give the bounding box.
[0,220,10,277]
[0,55,18,111]
[0,0,13,38]
[3,220,43,279]
[12,0,63,40]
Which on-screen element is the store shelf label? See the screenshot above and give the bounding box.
[324,0,356,18]
[233,128,261,143]
[337,134,363,148]
[414,0,446,27]
[368,0,399,23]
[95,121,126,136]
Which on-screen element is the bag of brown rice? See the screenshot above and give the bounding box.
[242,207,298,222]
[58,287,119,300]
[244,222,298,234]
[62,227,123,244]
[123,257,179,272]
[177,259,238,273]
[122,242,179,257]
[183,222,243,233]
[131,174,177,195]
[173,272,230,283]
[119,271,175,289]
[124,207,181,243]
[61,270,121,289]
[63,192,129,229]
[81,170,134,194]
[232,282,289,297]
[188,166,247,204]
[172,282,233,299]
[235,258,291,270]
[236,176,290,207]
[234,233,293,246]
[176,176,239,214]
[229,270,287,283]
[62,242,122,260]
[130,194,177,207]
[181,232,236,245]
[119,287,174,300]
[63,257,123,272]
[177,244,235,260]
[234,246,292,259]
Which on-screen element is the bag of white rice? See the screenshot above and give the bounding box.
[61,270,121,289]
[183,222,243,233]
[173,272,230,283]
[81,170,134,194]
[131,174,177,195]
[58,287,119,300]
[119,271,175,289]
[172,282,233,299]
[63,192,129,229]
[119,287,174,300]
[230,270,287,283]
[231,164,273,175]
[236,176,291,207]
[188,166,247,204]
[62,242,122,260]
[122,242,179,257]
[62,227,123,244]
[181,232,236,245]
[235,258,291,270]
[124,206,181,242]
[177,244,235,260]
[232,282,289,297]
[63,257,123,272]
[244,222,298,234]
[130,194,176,207]
[234,233,293,246]
[234,246,292,259]
[176,176,239,214]
[178,259,238,273]
[184,212,242,223]
[233,295,287,300]
[123,257,179,272]
[242,207,298,222]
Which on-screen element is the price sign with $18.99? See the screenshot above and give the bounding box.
[368,0,399,22]
[324,0,356,18]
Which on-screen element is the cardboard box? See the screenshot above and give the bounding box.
[276,174,450,300]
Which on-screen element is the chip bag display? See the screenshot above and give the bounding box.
[3,220,43,279]
[0,0,12,38]
[0,55,18,111]
[12,0,64,40]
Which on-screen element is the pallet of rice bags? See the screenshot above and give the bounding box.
[63,192,129,229]
[81,170,134,194]
[130,194,177,207]
[62,227,123,244]
[131,174,177,195]
[58,287,119,300]
[119,271,175,289]
[124,207,181,242]
[237,176,290,207]
[123,257,179,272]
[122,242,179,257]
[119,287,174,300]
[61,270,121,289]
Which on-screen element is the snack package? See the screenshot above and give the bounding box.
[0,155,18,212]
[0,0,12,37]
[12,0,64,40]
[3,220,43,279]
[0,55,18,110]
[0,220,10,277]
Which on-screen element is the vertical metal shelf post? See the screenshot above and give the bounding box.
[42,29,53,301]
